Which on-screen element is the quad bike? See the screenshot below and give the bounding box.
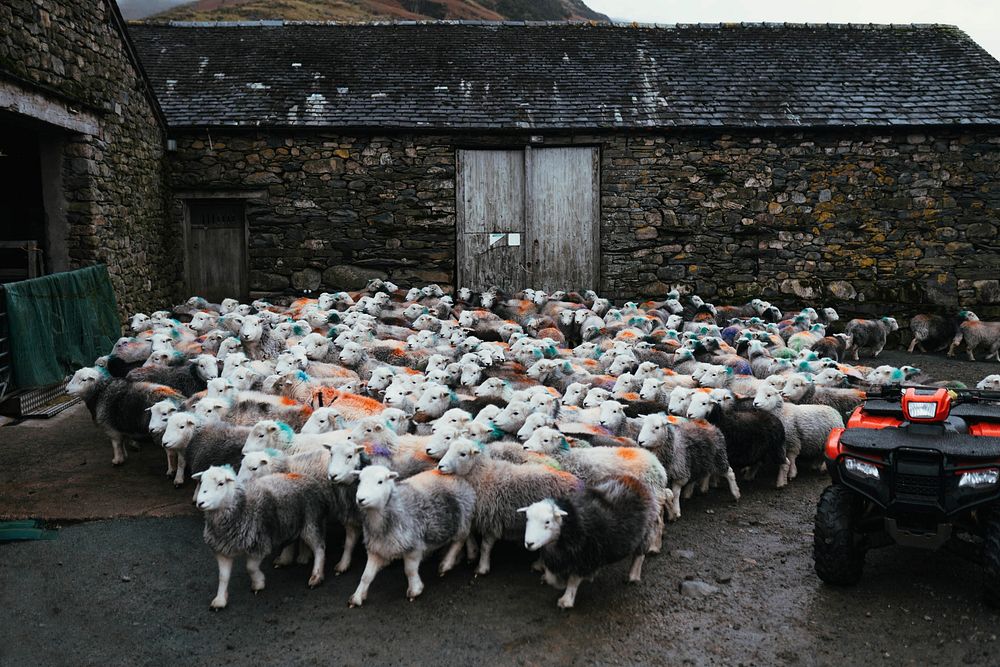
[814,385,1000,604]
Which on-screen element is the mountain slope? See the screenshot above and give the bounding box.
[152,0,609,22]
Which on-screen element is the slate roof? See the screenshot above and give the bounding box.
[128,21,1000,129]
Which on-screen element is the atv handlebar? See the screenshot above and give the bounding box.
[864,384,1000,404]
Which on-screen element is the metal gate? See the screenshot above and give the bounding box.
[457,146,599,293]
[186,200,247,303]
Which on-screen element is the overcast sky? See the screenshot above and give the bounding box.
[587,0,1000,60]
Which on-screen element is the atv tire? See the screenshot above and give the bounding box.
[814,484,865,586]
[983,510,1000,607]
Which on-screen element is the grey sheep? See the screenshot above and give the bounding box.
[195,465,330,609]
[67,367,185,466]
[126,354,219,396]
[948,311,1000,362]
[437,437,583,575]
[779,373,866,420]
[161,412,252,489]
[521,474,661,608]
[908,314,960,353]
[347,465,475,607]
[844,317,899,359]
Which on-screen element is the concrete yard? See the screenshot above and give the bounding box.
[2,351,999,666]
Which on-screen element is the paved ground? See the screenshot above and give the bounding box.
[1,350,998,666]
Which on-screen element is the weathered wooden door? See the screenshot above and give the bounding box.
[525,147,600,292]
[187,200,247,302]
[456,150,526,293]
[456,147,599,293]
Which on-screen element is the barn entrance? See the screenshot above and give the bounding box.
[185,199,248,302]
[456,146,600,293]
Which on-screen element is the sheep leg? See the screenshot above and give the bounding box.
[438,540,464,576]
[465,536,479,563]
[335,524,360,574]
[296,539,313,566]
[246,556,266,592]
[649,510,664,554]
[110,433,126,466]
[698,475,711,494]
[403,552,426,600]
[948,336,962,357]
[210,553,234,610]
[968,348,977,362]
[907,338,918,353]
[628,554,645,583]
[274,543,296,568]
[348,553,386,608]
[725,467,741,501]
[744,464,761,481]
[475,535,497,576]
[173,451,186,488]
[557,575,584,609]
[669,482,684,520]
[302,533,326,588]
[776,459,790,489]
[681,481,695,500]
[165,449,177,477]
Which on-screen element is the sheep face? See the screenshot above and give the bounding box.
[413,314,440,332]
[474,377,505,399]
[339,343,366,367]
[301,333,329,360]
[148,399,180,433]
[520,500,566,551]
[66,367,105,397]
[301,407,341,434]
[685,392,716,421]
[350,417,395,448]
[598,400,626,429]
[130,314,150,332]
[637,414,671,447]
[434,408,472,433]
[206,377,234,398]
[522,427,563,454]
[474,404,502,424]
[194,397,228,421]
[276,351,308,376]
[239,316,264,343]
[517,412,554,441]
[639,378,664,402]
[220,298,240,315]
[764,374,787,391]
[193,465,238,511]
[414,383,452,417]
[229,367,259,391]
[217,337,243,360]
[382,408,410,434]
[243,420,291,454]
[238,449,276,480]
[493,401,532,432]
[978,375,1000,391]
[194,355,220,381]
[667,387,693,416]
[326,442,366,483]
[425,428,460,459]
[607,355,637,377]
[780,374,812,401]
[355,465,399,510]
[814,368,846,387]
[562,382,589,406]
[437,438,481,476]
[162,413,198,450]
[582,388,611,409]
[612,373,638,398]
[458,364,482,387]
[189,311,217,333]
[368,367,396,392]
[752,385,784,412]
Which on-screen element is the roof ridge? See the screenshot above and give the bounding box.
[130,19,962,31]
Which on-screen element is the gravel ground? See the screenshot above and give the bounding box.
[1,350,999,666]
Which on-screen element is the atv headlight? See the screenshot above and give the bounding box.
[958,469,999,489]
[844,457,880,480]
[905,402,937,420]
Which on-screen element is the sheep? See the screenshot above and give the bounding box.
[437,437,583,575]
[636,413,738,518]
[300,406,346,434]
[684,392,789,488]
[67,367,184,466]
[347,465,476,607]
[520,475,661,608]
[522,426,669,550]
[949,311,1000,362]
[779,373,866,420]
[238,315,283,361]
[752,384,844,479]
[162,412,253,488]
[811,334,852,362]
[194,465,330,609]
[908,314,960,354]
[196,393,314,430]
[242,419,344,455]
[978,374,1000,391]
[346,416,437,478]
[844,317,899,359]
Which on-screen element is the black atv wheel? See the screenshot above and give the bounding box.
[983,510,1000,607]
[814,484,865,586]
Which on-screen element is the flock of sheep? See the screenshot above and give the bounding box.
[65,283,1000,610]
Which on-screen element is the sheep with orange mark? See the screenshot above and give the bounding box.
[521,474,661,608]
[437,437,583,575]
[196,465,330,610]
[637,413,738,519]
[347,465,475,607]
[948,311,1000,362]
[196,393,314,430]
[347,416,437,479]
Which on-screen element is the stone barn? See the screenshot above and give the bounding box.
[1,0,178,316]
[127,21,1000,316]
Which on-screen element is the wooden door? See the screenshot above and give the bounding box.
[526,147,600,292]
[187,200,247,303]
[456,150,526,293]
[456,147,599,294]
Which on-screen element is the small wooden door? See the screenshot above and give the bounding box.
[457,147,599,293]
[187,200,247,302]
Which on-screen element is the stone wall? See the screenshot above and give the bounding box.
[167,128,1000,318]
[1,0,178,317]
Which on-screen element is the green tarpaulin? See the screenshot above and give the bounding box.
[4,264,120,389]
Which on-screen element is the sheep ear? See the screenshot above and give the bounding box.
[191,471,204,480]
[387,471,399,480]
[553,508,569,518]
[516,506,530,514]
[321,443,333,451]
[267,423,278,432]
[352,444,366,453]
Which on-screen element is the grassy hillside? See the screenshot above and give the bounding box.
[153,0,608,22]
